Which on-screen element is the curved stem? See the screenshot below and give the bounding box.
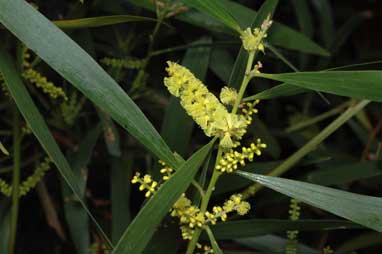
[9,107,22,254]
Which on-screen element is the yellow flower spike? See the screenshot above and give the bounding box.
[215,140,266,173]
[164,61,248,148]
[23,68,67,100]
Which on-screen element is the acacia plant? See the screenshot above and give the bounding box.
[0,0,381,254]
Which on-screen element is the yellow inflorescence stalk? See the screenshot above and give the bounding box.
[101,57,145,70]
[0,157,52,197]
[164,61,248,148]
[22,47,67,101]
[215,139,267,173]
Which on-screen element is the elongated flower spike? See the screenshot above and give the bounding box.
[164,61,248,148]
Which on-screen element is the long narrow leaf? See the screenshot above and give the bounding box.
[53,15,158,29]
[112,139,215,254]
[244,83,308,101]
[181,0,242,34]
[256,71,382,101]
[209,219,361,239]
[0,0,179,169]
[236,171,382,232]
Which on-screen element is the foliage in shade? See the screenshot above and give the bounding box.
[236,171,382,232]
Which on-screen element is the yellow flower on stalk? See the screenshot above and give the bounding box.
[240,16,273,52]
[164,61,248,148]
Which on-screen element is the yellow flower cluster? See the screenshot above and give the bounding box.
[215,139,267,173]
[0,157,52,197]
[196,244,213,254]
[22,47,67,100]
[101,57,144,69]
[19,157,52,197]
[164,61,248,148]
[219,87,238,106]
[205,194,250,224]
[158,160,174,181]
[286,199,302,254]
[170,194,250,240]
[240,16,273,52]
[323,246,333,254]
[23,69,68,100]
[131,172,158,198]
[0,178,11,196]
[241,100,260,125]
[0,74,10,97]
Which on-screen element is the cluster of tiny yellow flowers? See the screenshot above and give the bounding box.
[131,172,158,198]
[205,194,250,224]
[240,16,273,52]
[22,47,67,100]
[89,242,109,254]
[158,160,174,180]
[170,193,250,240]
[241,100,260,125]
[101,57,144,70]
[215,139,267,173]
[0,157,52,197]
[0,74,10,97]
[19,157,52,197]
[164,61,248,149]
[219,87,238,106]
[285,199,301,254]
[23,69,68,100]
[323,246,333,254]
[196,244,214,254]
[0,178,12,196]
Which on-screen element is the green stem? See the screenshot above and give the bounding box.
[9,107,22,254]
[241,100,370,199]
[232,52,255,114]
[186,148,223,254]
[187,48,257,253]
[286,101,350,133]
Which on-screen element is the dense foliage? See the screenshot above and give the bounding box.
[0,0,381,254]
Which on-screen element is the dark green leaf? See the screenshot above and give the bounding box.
[181,0,242,34]
[53,15,158,29]
[209,219,361,239]
[244,83,308,101]
[62,125,101,254]
[257,71,382,101]
[236,171,382,232]
[305,161,382,186]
